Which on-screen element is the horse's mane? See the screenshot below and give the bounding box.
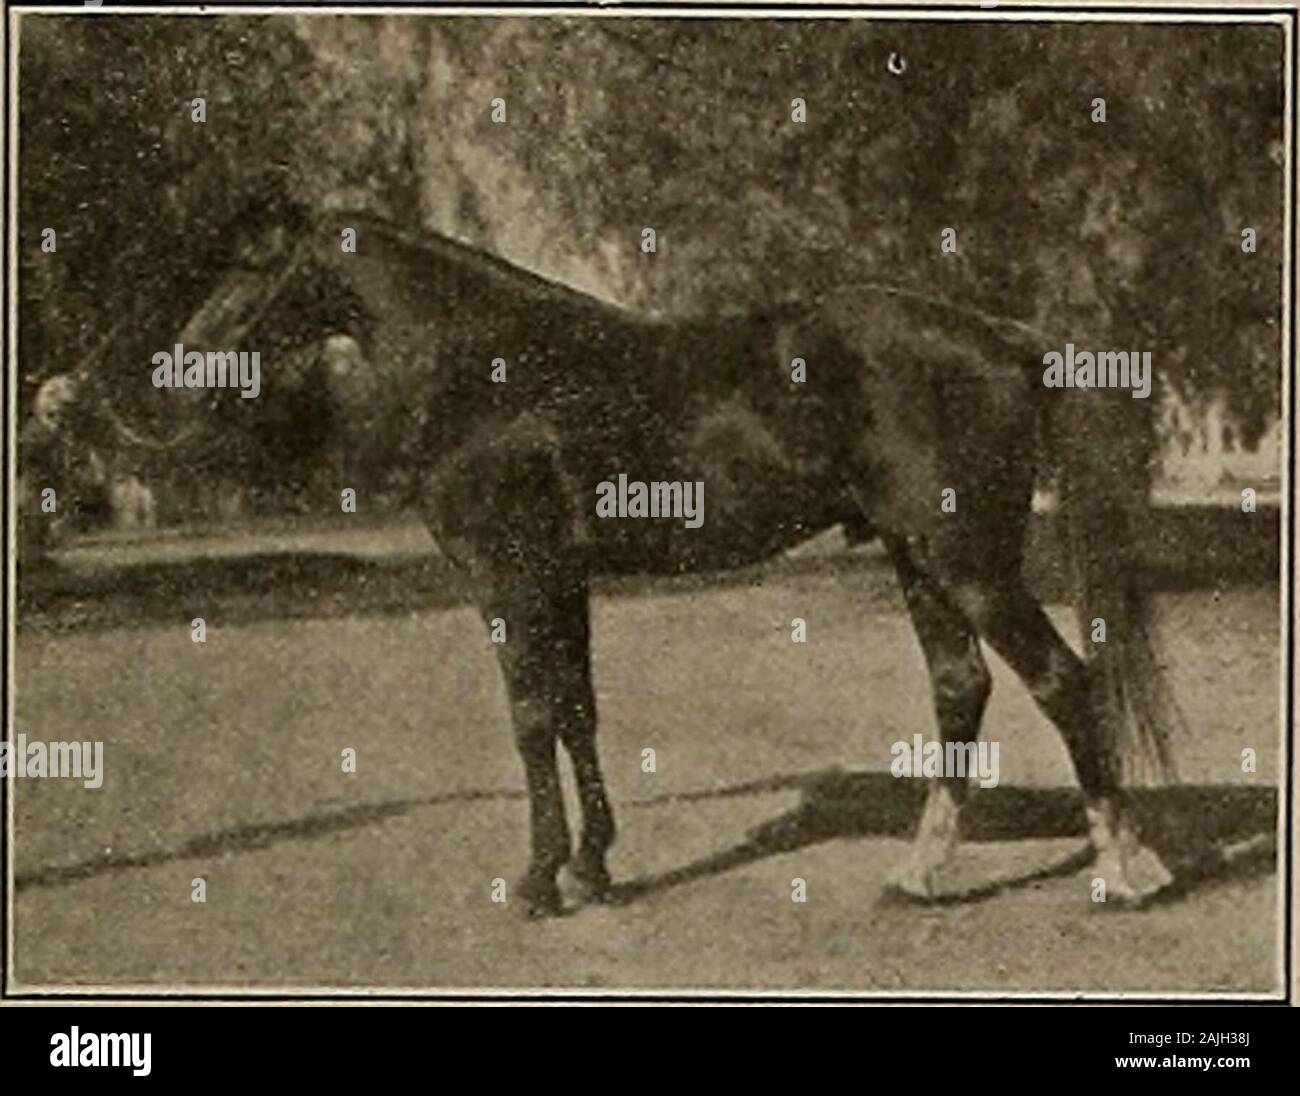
[315,208,651,327]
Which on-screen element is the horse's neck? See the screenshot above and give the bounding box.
[319,237,447,341]
[318,217,619,335]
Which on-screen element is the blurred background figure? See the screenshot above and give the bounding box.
[17,372,159,568]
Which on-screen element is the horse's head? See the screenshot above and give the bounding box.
[176,201,427,493]
[179,203,367,356]
[174,200,376,432]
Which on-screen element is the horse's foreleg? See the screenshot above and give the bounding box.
[484,586,576,918]
[426,429,606,917]
[478,569,613,915]
[547,582,616,903]
[886,537,991,899]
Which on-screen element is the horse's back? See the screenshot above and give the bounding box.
[424,288,1039,582]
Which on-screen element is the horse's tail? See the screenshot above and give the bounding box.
[1050,388,1183,785]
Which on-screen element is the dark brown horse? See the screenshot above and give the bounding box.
[174,203,1182,915]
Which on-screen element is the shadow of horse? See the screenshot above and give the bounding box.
[611,770,1277,910]
[15,767,1274,914]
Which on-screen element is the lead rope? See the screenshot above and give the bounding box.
[59,243,307,455]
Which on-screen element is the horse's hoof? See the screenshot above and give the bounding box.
[1097,891,1150,912]
[1091,844,1175,911]
[879,869,944,906]
[1091,877,1158,911]
[1091,875,1170,911]
[517,873,564,919]
[565,859,613,906]
[878,883,934,907]
[882,857,945,905]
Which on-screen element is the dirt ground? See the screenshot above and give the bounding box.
[12,561,1281,996]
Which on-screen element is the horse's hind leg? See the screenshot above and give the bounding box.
[885,536,992,899]
[941,577,1174,906]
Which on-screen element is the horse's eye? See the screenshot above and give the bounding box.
[887,51,907,76]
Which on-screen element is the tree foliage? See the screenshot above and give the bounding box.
[18,15,1284,518]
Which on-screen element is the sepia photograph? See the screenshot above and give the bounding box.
[4,1,1292,1009]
